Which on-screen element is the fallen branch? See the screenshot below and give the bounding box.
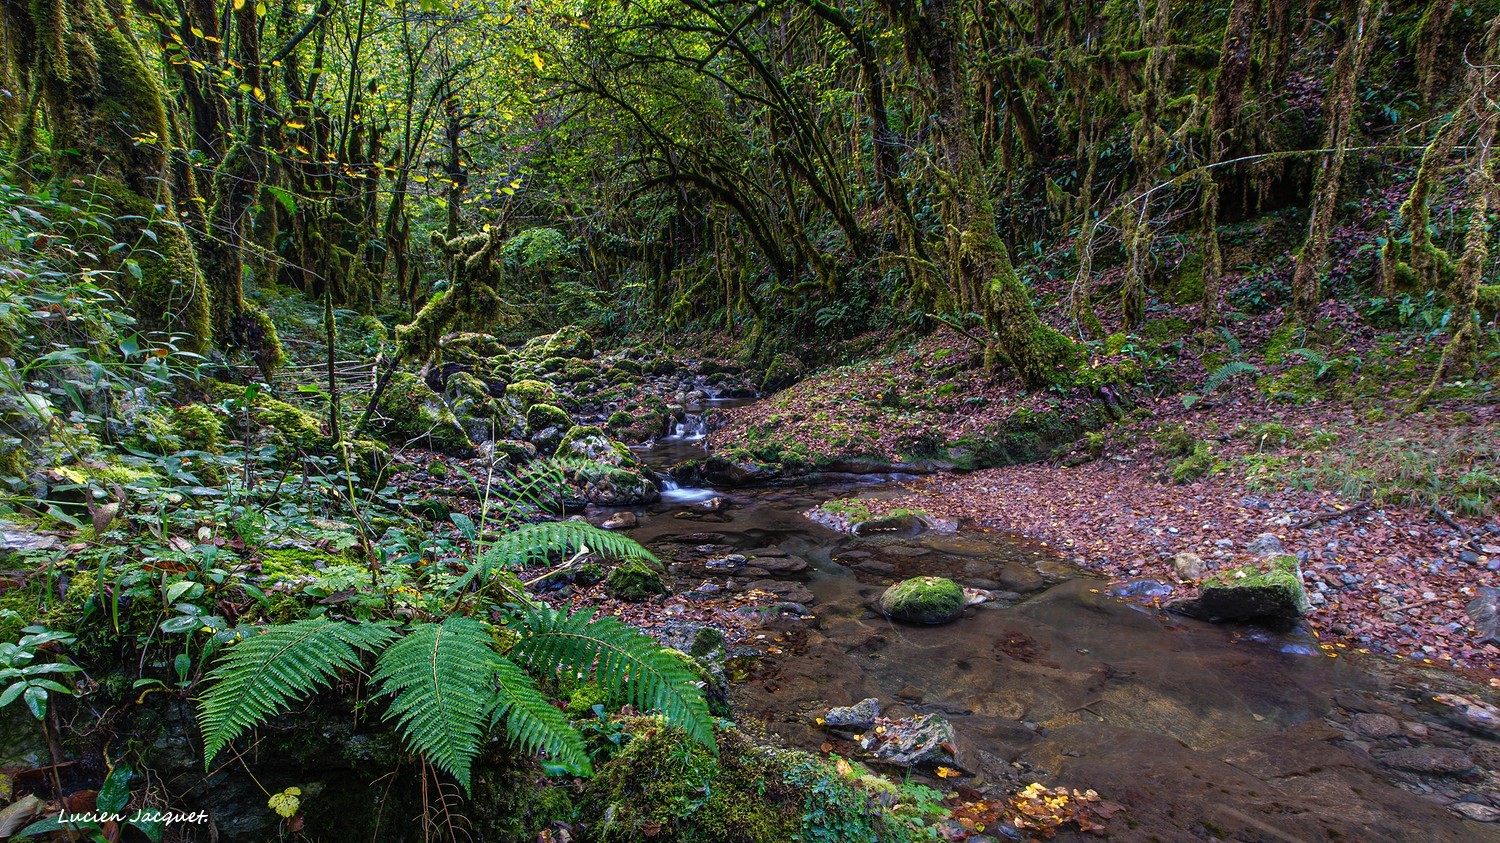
[1292,501,1369,529]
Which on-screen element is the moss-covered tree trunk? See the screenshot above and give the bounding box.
[880,0,1079,387]
[1290,0,1388,322]
[15,0,211,350]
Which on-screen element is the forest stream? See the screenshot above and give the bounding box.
[613,417,1500,842]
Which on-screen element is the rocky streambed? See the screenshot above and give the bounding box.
[594,432,1500,842]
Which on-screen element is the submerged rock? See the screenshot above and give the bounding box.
[1465,586,1499,646]
[1168,555,1309,626]
[879,576,966,625]
[1379,747,1476,777]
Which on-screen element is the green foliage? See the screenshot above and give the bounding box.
[198,619,399,764]
[511,609,714,752]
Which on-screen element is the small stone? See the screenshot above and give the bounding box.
[705,553,747,570]
[1460,550,1481,564]
[1172,552,1207,580]
[1245,533,1285,558]
[1350,712,1401,739]
[602,511,638,530]
[824,698,881,731]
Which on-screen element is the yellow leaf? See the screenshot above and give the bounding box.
[232,0,244,8]
[532,51,544,70]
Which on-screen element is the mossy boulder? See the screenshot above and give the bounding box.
[538,325,593,359]
[1169,555,1310,626]
[167,404,224,452]
[525,403,573,434]
[760,352,803,392]
[879,576,966,625]
[375,372,474,455]
[557,425,637,467]
[446,372,526,443]
[336,438,391,479]
[606,559,667,602]
[566,460,659,505]
[205,381,324,451]
[506,379,558,409]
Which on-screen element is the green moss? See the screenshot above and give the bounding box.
[606,411,634,431]
[582,719,800,843]
[374,372,473,454]
[1152,423,1196,457]
[507,379,558,409]
[533,325,593,359]
[1202,555,1309,611]
[526,403,573,433]
[169,404,224,452]
[1170,441,1221,484]
[1171,253,1205,304]
[205,381,324,451]
[605,559,667,602]
[557,425,636,466]
[257,548,350,585]
[879,576,966,624]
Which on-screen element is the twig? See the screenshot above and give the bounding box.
[1431,504,1469,539]
[1292,501,1370,529]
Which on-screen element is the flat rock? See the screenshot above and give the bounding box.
[1350,712,1401,739]
[1380,747,1476,776]
[757,580,816,604]
[863,714,958,768]
[753,556,808,573]
[1453,803,1500,822]
[0,525,62,558]
[998,563,1044,593]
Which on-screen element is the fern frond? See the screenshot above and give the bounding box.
[1203,360,1259,395]
[371,618,500,791]
[198,619,397,766]
[453,521,658,594]
[1287,347,1327,368]
[511,609,715,752]
[491,654,590,774]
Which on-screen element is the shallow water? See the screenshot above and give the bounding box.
[625,441,1500,842]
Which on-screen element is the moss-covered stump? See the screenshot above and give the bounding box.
[1169,556,1311,626]
[605,559,667,602]
[374,372,474,454]
[878,576,967,625]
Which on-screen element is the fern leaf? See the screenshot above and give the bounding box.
[198,619,396,766]
[491,654,591,774]
[511,609,715,752]
[1203,360,1259,395]
[453,522,658,594]
[371,618,499,791]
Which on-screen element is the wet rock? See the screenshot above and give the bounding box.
[1453,803,1500,822]
[1430,694,1500,739]
[758,580,816,605]
[1168,556,1309,626]
[825,698,880,731]
[1465,586,1500,646]
[862,714,958,769]
[1350,712,1402,739]
[705,553,747,570]
[0,524,62,558]
[998,563,1044,593]
[1379,747,1477,777]
[853,559,897,576]
[699,496,730,512]
[753,556,808,573]
[1172,552,1207,580]
[1111,579,1175,599]
[602,511,638,530]
[879,577,966,625]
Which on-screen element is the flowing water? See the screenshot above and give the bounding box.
[623,432,1500,843]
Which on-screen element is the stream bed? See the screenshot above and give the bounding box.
[616,428,1500,842]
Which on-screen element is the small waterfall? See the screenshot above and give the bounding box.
[670,413,707,440]
[658,476,720,504]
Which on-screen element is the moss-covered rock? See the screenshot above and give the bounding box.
[1170,441,1221,484]
[167,404,225,452]
[1170,555,1310,626]
[566,460,659,505]
[525,403,573,434]
[374,372,474,454]
[606,559,667,602]
[205,381,324,451]
[878,576,966,625]
[507,379,558,409]
[537,324,593,359]
[760,352,803,392]
[557,425,637,467]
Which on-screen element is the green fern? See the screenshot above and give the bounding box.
[1288,347,1333,379]
[198,619,397,766]
[370,618,502,790]
[453,521,658,594]
[490,654,590,773]
[1202,360,1259,395]
[511,608,715,751]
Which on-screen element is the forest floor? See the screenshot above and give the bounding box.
[711,302,1500,674]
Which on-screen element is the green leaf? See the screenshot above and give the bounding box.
[97,765,133,813]
[198,619,397,765]
[370,618,501,791]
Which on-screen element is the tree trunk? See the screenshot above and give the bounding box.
[1290,0,1388,322]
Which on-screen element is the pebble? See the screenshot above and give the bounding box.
[1350,712,1401,739]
